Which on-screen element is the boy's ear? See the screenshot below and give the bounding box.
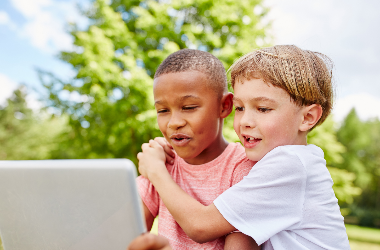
[299,104,323,131]
[220,92,233,118]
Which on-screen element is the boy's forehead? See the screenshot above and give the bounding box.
[154,94,201,105]
[233,78,294,104]
[153,71,219,98]
[153,71,207,84]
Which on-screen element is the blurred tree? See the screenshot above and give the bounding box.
[0,86,66,160]
[337,109,373,187]
[308,117,361,210]
[336,109,380,227]
[40,0,270,163]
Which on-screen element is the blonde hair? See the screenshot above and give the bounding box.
[229,45,334,127]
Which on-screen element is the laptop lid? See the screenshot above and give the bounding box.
[0,159,146,250]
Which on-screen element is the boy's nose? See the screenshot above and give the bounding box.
[167,114,186,129]
[240,112,256,128]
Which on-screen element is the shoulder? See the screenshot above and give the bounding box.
[224,143,256,184]
[226,142,255,165]
[262,144,323,165]
[223,143,256,174]
[252,145,316,181]
[269,145,325,173]
[260,145,303,167]
[136,175,150,187]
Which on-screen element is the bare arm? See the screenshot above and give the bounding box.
[138,141,235,243]
[224,233,260,250]
[143,202,154,231]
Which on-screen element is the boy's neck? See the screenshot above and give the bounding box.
[296,132,308,146]
[183,136,229,165]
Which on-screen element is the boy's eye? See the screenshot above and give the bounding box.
[258,107,271,113]
[182,106,197,111]
[235,106,244,112]
[157,109,169,114]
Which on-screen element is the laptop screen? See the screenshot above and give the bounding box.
[0,159,146,250]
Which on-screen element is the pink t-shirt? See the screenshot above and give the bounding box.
[137,142,255,250]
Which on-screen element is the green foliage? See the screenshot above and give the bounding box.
[337,109,379,188]
[335,109,380,227]
[308,117,346,165]
[40,0,269,164]
[0,87,66,160]
[327,167,361,206]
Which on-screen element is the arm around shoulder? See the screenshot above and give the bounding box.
[182,203,236,243]
[147,168,236,243]
[138,140,237,242]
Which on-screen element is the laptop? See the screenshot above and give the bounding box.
[0,159,146,250]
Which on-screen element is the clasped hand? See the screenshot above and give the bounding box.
[137,138,175,180]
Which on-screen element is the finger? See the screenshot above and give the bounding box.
[154,137,168,147]
[165,152,174,165]
[163,149,174,165]
[128,233,170,250]
[153,139,174,164]
[164,144,175,157]
[166,140,173,149]
[137,152,143,160]
[149,140,163,150]
[141,143,150,151]
[155,137,173,149]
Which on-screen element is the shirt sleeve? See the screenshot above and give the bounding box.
[136,176,160,218]
[214,146,307,245]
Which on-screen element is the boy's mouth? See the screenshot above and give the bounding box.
[242,135,262,148]
[169,133,191,147]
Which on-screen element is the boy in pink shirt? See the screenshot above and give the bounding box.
[136,49,259,249]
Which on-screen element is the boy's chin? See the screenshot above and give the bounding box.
[172,147,198,162]
[244,149,265,162]
[174,151,194,161]
[172,145,192,159]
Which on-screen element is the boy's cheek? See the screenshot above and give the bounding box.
[156,119,168,136]
[233,117,241,136]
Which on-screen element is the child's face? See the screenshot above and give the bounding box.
[153,71,223,165]
[233,78,307,162]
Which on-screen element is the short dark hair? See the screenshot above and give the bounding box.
[155,49,227,97]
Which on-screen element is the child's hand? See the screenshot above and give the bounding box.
[127,233,172,250]
[137,140,167,180]
[153,137,175,165]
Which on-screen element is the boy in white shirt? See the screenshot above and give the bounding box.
[132,45,350,250]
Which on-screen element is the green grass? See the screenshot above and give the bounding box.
[349,240,380,250]
[346,224,380,245]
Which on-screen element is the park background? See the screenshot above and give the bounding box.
[0,0,380,249]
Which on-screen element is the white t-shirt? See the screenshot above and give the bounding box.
[214,145,350,250]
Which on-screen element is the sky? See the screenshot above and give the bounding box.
[0,0,380,122]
